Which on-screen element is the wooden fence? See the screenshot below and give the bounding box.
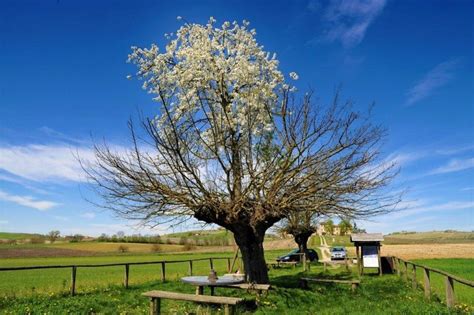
[0,256,239,296]
[393,257,474,308]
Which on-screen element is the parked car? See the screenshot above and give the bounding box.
[276,249,319,262]
[330,246,347,260]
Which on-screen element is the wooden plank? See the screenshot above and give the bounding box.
[161,262,166,282]
[70,266,77,296]
[124,264,130,288]
[377,245,382,276]
[188,260,193,276]
[404,262,408,282]
[423,268,431,300]
[445,276,455,308]
[142,290,243,305]
[196,286,204,295]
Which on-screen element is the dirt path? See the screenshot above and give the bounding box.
[318,235,331,262]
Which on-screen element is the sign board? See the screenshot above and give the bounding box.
[362,246,379,268]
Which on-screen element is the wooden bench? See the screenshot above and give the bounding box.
[299,278,361,292]
[223,283,271,295]
[143,290,243,315]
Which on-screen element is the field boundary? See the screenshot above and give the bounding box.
[0,256,238,296]
[393,256,473,309]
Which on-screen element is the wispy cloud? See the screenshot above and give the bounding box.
[405,58,460,106]
[314,0,387,47]
[0,189,59,211]
[388,200,473,220]
[0,144,95,183]
[81,212,96,219]
[430,157,474,175]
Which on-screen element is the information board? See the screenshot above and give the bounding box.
[362,246,379,267]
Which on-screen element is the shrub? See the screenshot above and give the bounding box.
[183,242,195,251]
[30,237,45,244]
[117,245,129,253]
[151,244,161,252]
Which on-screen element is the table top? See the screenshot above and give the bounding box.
[181,275,244,286]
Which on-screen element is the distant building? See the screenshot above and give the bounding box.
[316,223,352,236]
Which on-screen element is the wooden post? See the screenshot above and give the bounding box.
[70,266,77,296]
[412,264,417,289]
[209,258,214,270]
[188,260,193,276]
[445,276,455,308]
[345,257,349,272]
[377,245,382,276]
[302,253,307,272]
[423,268,431,300]
[227,258,231,272]
[404,262,408,282]
[397,258,401,277]
[150,297,160,315]
[161,262,166,282]
[196,285,204,295]
[356,245,361,277]
[124,264,130,288]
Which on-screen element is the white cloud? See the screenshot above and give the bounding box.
[388,200,473,220]
[0,144,95,182]
[318,0,386,47]
[0,189,59,211]
[80,212,96,219]
[430,157,474,175]
[405,59,460,106]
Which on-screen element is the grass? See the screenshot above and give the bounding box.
[0,232,41,240]
[1,261,464,314]
[324,235,352,247]
[385,231,474,244]
[411,258,474,308]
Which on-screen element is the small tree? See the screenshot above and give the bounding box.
[86,18,398,283]
[47,230,60,244]
[324,220,335,235]
[338,219,352,236]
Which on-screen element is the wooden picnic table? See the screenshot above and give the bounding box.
[181,275,244,296]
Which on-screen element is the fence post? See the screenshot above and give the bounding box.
[412,264,417,289]
[124,264,129,288]
[303,254,307,272]
[445,276,455,308]
[396,258,401,277]
[161,262,166,282]
[188,260,193,276]
[227,258,231,273]
[423,268,431,300]
[345,257,349,272]
[71,266,77,296]
[403,262,408,282]
[209,258,214,270]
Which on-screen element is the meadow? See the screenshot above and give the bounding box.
[1,256,467,314]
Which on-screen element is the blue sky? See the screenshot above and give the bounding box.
[0,0,472,236]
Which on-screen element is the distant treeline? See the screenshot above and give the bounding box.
[96,233,231,246]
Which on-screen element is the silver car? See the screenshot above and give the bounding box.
[330,246,347,260]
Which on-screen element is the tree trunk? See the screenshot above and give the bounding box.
[293,231,314,259]
[233,226,269,284]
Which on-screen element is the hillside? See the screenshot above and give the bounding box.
[0,232,42,240]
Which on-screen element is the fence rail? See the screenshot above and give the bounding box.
[393,257,473,308]
[0,256,237,296]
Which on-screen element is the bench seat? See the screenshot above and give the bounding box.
[143,290,243,315]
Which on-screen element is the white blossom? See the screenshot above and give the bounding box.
[289,72,299,80]
[128,18,294,149]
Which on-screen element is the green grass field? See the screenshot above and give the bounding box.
[0,232,41,240]
[412,258,474,308]
[1,255,466,314]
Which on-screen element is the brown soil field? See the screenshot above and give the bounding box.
[380,243,474,259]
[0,247,97,258]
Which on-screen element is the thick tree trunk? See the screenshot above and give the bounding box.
[233,226,269,284]
[293,231,314,260]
